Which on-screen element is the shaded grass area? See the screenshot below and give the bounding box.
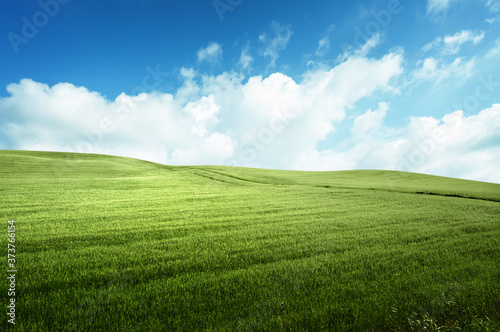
[0,150,499,331]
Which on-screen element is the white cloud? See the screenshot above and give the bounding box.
[238,45,253,70]
[422,30,485,54]
[183,95,221,137]
[259,21,293,67]
[197,42,223,63]
[0,79,233,166]
[356,33,383,57]
[176,67,200,104]
[315,25,335,57]
[486,16,500,24]
[0,39,403,172]
[316,36,330,56]
[337,33,382,62]
[171,132,235,165]
[486,0,500,12]
[427,0,500,16]
[351,102,389,138]
[412,57,475,86]
[485,39,500,58]
[443,31,485,53]
[399,105,500,183]
[427,0,455,15]
[1,36,499,183]
[294,104,500,183]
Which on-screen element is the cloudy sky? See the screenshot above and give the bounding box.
[1,0,499,183]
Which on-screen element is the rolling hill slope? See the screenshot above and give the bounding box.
[1,150,499,331]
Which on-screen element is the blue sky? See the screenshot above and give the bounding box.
[1,0,500,182]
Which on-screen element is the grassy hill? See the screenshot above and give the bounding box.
[1,150,499,331]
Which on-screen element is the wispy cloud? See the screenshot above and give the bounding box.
[337,33,382,62]
[412,57,476,86]
[197,42,223,63]
[485,39,500,58]
[259,21,293,67]
[315,36,330,57]
[486,16,500,24]
[422,30,485,54]
[315,25,335,57]
[238,44,253,70]
[427,0,456,15]
[486,0,500,12]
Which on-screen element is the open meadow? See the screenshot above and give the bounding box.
[1,150,499,331]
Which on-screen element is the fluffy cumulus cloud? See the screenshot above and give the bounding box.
[1,37,499,183]
[0,79,234,165]
[0,47,403,169]
[392,105,500,183]
[295,104,500,183]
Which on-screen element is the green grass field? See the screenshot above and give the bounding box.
[1,150,499,331]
